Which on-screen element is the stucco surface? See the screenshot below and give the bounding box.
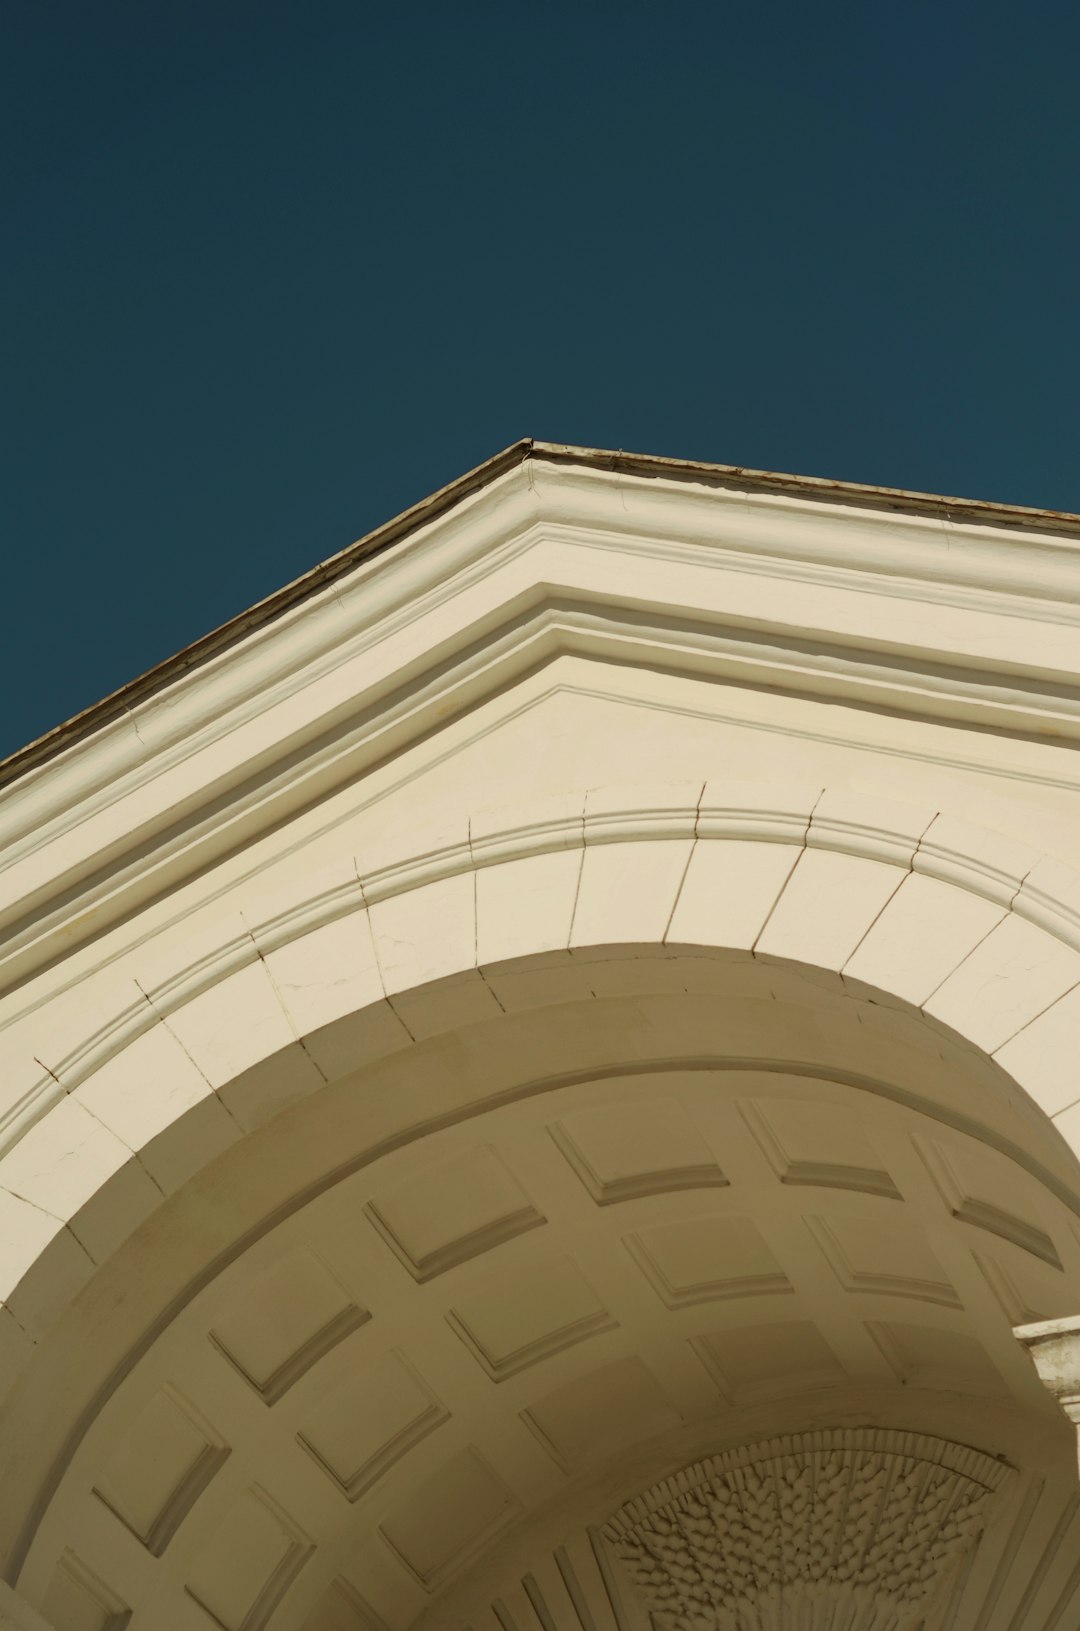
[3,450,1080,1630]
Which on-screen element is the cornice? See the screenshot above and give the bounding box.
[0,440,538,791]
[6,439,1080,795]
[534,440,1080,539]
[531,460,1080,611]
[3,457,1080,995]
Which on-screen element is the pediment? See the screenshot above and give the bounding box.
[6,446,1080,1630]
[3,442,1080,999]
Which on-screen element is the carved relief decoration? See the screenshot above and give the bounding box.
[602,1429,1012,1631]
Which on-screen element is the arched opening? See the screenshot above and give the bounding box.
[6,928,1080,1631]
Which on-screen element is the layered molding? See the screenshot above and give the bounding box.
[4,447,1080,994]
[603,1429,1012,1631]
[1015,1315,1080,1445]
[5,783,1080,1164]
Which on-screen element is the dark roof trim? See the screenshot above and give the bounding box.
[5,438,1080,788]
[0,440,532,790]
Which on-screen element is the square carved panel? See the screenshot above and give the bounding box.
[298,1579,386,1631]
[365,1147,545,1282]
[740,1098,899,1198]
[298,1350,448,1501]
[915,1137,1063,1269]
[625,1214,791,1308]
[522,1356,680,1471]
[93,1385,228,1555]
[866,1319,1006,1394]
[185,1487,313,1631]
[974,1249,1078,1326]
[693,1319,845,1398]
[447,1256,616,1380]
[550,1099,726,1203]
[209,1248,369,1404]
[378,1447,519,1589]
[806,1214,960,1307]
[41,1553,130,1631]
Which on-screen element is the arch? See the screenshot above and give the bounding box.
[4,780,1080,1367]
[5,783,1080,1625]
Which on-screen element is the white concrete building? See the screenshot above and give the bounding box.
[2,440,1080,1631]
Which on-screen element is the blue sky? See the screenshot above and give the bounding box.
[3,2,1078,757]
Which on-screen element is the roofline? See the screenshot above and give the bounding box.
[5,438,1080,788]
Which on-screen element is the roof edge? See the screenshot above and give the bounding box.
[0,439,535,790]
[534,441,1080,534]
[5,438,1080,789]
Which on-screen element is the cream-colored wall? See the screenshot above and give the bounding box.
[8,655,1080,1036]
[4,453,1080,1630]
[5,453,1080,1008]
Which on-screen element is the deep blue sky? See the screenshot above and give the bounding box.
[3,2,1079,758]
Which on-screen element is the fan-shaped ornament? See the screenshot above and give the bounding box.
[602,1429,1011,1631]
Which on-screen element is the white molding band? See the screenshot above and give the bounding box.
[4,452,1080,993]
[4,781,1080,1143]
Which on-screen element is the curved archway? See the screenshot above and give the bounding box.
[4,784,1080,1629]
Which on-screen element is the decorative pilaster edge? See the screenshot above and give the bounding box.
[1015,1315,1080,1440]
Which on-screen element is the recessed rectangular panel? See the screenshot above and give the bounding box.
[974,1250,1078,1326]
[298,1350,448,1500]
[379,1447,518,1588]
[365,1147,545,1281]
[866,1319,1006,1394]
[42,1553,130,1631]
[693,1319,845,1397]
[93,1385,228,1555]
[185,1487,313,1631]
[550,1100,726,1203]
[806,1214,960,1307]
[740,1099,899,1198]
[626,1215,791,1308]
[298,1579,388,1631]
[209,1248,369,1403]
[447,1257,616,1380]
[522,1357,680,1471]
[915,1138,1063,1269]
